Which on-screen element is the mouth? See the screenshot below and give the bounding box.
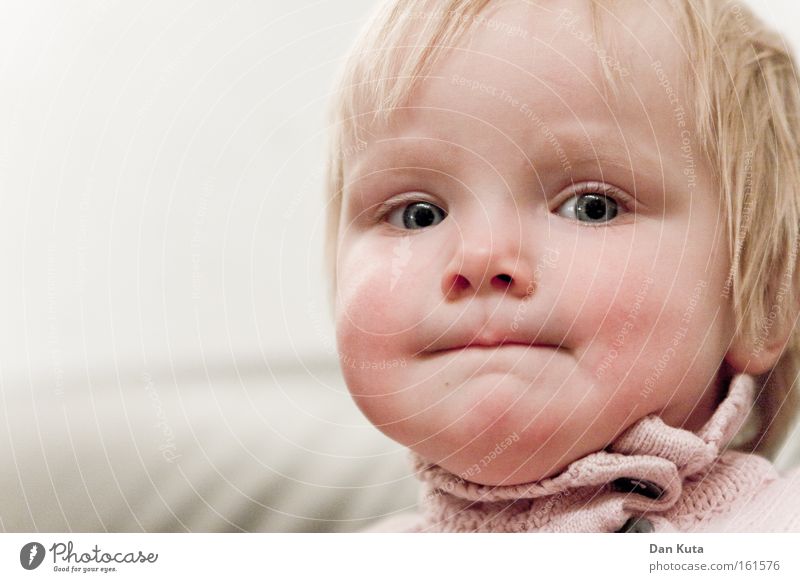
[428,341,559,355]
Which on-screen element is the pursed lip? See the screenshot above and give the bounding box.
[430,340,558,354]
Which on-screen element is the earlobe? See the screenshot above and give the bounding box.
[724,315,796,376]
[725,339,777,376]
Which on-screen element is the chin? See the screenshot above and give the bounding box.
[410,422,576,486]
[426,446,570,486]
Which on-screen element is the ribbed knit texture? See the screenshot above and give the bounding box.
[365,373,800,532]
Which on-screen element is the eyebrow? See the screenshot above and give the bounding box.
[346,137,467,181]
[345,125,665,205]
[535,121,657,175]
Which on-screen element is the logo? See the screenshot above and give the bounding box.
[20,542,46,570]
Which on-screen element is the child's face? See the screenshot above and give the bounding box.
[335,0,737,485]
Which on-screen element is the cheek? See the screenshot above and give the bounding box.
[599,271,662,341]
[335,258,402,363]
[566,239,728,395]
[337,238,409,332]
[335,234,441,345]
[334,237,430,409]
[556,240,680,384]
[558,242,661,353]
[334,260,411,424]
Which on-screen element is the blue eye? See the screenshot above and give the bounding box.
[386,201,447,230]
[556,183,629,225]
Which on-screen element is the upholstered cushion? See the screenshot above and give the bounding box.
[0,364,418,532]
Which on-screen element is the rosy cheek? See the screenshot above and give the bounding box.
[335,249,417,364]
[570,266,666,376]
[336,232,443,332]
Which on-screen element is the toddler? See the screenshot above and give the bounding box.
[324,0,800,532]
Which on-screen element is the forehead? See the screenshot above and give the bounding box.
[348,0,695,181]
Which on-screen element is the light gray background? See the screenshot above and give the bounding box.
[0,0,798,385]
[1,1,799,532]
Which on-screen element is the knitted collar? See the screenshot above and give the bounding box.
[407,373,757,531]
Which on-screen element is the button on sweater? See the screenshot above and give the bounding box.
[365,373,800,532]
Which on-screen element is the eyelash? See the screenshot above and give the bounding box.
[371,191,442,225]
[373,181,635,229]
[557,181,635,228]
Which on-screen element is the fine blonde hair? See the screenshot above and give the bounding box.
[323,0,800,459]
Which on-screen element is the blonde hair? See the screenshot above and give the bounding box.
[322,0,800,459]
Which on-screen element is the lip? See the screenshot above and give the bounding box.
[430,341,558,354]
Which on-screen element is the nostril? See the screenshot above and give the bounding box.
[447,274,471,294]
[490,273,513,292]
[445,273,517,297]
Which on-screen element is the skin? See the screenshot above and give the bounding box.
[334,0,791,486]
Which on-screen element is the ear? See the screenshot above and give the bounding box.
[725,301,799,375]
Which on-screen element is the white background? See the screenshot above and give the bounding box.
[0,533,797,580]
[0,0,798,385]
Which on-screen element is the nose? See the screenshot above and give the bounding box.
[442,225,536,301]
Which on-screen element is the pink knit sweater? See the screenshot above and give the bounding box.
[365,373,800,532]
